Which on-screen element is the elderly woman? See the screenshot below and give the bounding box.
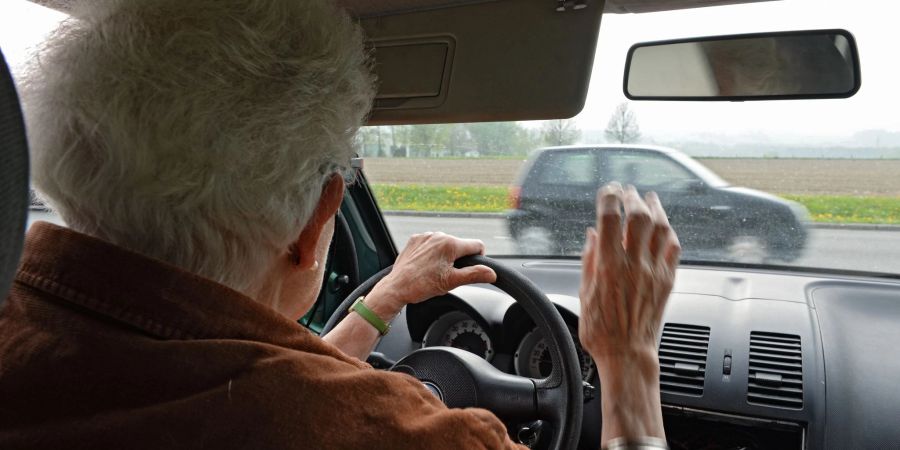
[0,1,679,449]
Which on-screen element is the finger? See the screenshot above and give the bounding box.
[447,265,497,288]
[664,229,682,269]
[579,229,601,348]
[448,237,487,258]
[596,183,624,265]
[580,227,597,295]
[645,192,670,263]
[623,185,652,264]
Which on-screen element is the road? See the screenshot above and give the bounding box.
[383,215,900,275]
[27,211,900,275]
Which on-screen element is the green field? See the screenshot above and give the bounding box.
[372,184,900,225]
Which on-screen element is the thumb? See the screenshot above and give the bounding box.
[447,265,497,288]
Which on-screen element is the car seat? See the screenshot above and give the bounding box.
[0,47,30,308]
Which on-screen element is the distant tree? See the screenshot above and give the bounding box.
[356,127,383,157]
[604,103,641,143]
[466,122,525,156]
[540,119,581,146]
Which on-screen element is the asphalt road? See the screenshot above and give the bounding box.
[27,211,900,276]
[382,215,900,276]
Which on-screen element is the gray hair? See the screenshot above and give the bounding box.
[23,0,375,293]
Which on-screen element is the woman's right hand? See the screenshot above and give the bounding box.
[578,182,680,445]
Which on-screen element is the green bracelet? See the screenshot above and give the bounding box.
[349,296,391,336]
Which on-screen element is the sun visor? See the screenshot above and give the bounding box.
[361,0,604,125]
[372,38,454,109]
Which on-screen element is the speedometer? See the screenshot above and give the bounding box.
[440,319,494,361]
[514,328,595,381]
[422,311,494,361]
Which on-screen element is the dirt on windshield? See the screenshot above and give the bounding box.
[363,158,900,196]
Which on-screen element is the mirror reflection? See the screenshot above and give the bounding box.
[626,32,857,99]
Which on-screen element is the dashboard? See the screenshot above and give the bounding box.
[373,258,900,450]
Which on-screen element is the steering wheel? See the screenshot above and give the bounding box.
[321,255,584,450]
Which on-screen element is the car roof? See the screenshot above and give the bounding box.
[536,144,685,156]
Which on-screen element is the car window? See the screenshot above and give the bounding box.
[537,152,597,186]
[356,0,900,275]
[14,0,900,276]
[604,151,697,191]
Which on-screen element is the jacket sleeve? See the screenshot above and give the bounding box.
[249,353,528,450]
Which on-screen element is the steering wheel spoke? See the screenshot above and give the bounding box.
[392,347,540,422]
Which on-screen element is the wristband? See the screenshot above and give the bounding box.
[348,296,391,336]
[602,437,668,450]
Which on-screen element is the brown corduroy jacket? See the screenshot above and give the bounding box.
[0,222,523,449]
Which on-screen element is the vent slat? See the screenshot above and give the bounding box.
[750,340,801,350]
[662,330,710,339]
[749,375,802,385]
[750,344,802,356]
[748,332,803,410]
[657,354,708,366]
[658,323,709,397]
[750,333,801,343]
[660,362,706,372]
[749,384,803,394]
[660,341,709,352]
[750,356,803,375]
[749,351,802,364]
[660,380,704,394]
[659,348,708,360]
[662,336,709,347]
[747,392,803,407]
[661,373,705,383]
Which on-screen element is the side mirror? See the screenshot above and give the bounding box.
[624,29,860,101]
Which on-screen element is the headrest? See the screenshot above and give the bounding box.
[0,48,30,307]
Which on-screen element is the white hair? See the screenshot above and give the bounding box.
[22,0,375,293]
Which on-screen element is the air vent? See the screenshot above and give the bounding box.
[748,331,803,409]
[658,323,710,396]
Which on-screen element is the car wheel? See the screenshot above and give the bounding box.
[728,235,769,264]
[516,226,557,255]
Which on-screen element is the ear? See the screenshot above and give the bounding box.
[293,174,345,269]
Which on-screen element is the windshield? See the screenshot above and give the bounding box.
[8,0,899,276]
[364,0,900,275]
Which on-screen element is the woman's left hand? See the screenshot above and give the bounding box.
[367,232,497,317]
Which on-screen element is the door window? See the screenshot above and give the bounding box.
[604,151,698,191]
[537,151,598,186]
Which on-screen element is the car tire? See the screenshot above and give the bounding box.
[516,225,558,255]
[728,234,769,264]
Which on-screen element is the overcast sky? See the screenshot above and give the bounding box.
[577,0,900,139]
[2,0,898,141]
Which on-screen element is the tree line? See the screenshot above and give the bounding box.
[357,103,641,157]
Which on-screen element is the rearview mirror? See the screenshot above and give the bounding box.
[624,30,860,101]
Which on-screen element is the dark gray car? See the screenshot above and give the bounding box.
[507,145,809,263]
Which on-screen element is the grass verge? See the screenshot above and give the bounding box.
[371,184,900,224]
[371,184,509,213]
[782,194,900,224]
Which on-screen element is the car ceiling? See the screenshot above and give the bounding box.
[23,0,775,124]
